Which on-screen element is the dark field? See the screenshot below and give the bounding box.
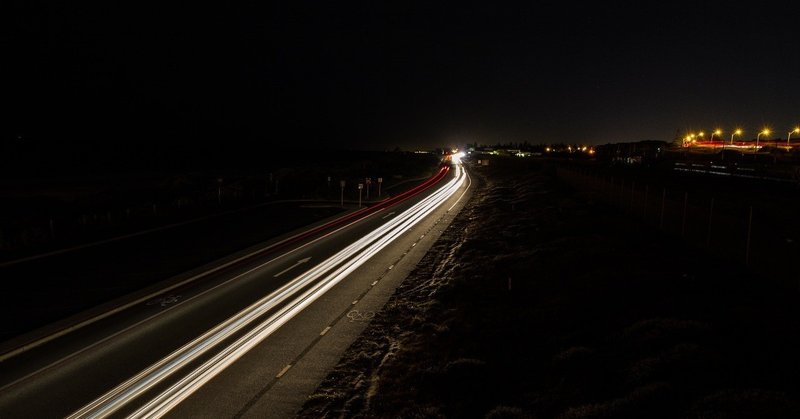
[0,150,441,346]
[559,154,800,290]
[0,150,440,261]
[298,156,800,419]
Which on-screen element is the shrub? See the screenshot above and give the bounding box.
[485,405,532,419]
[690,388,800,419]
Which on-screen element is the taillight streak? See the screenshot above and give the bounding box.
[68,164,465,419]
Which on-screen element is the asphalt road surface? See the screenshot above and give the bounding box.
[0,161,471,418]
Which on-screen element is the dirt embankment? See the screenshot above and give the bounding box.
[297,157,800,419]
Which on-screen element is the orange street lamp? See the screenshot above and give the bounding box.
[710,129,722,148]
[730,129,742,145]
[756,129,770,150]
[787,127,800,147]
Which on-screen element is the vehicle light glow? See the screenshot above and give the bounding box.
[69,164,467,419]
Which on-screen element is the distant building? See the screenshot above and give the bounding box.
[595,140,669,166]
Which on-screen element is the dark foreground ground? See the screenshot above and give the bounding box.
[297,157,800,419]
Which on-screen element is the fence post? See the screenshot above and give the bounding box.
[660,188,666,230]
[643,185,649,220]
[681,192,688,237]
[610,176,614,200]
[745,205,753,266]
[706,197,715,247]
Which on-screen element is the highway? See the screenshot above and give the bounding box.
[0,160,470,418]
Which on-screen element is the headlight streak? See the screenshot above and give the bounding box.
[4,168,448,369]
[69,164,465,419]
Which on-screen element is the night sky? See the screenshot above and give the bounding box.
[5,1,800,168]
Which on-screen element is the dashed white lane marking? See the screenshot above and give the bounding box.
[276,364,292,378]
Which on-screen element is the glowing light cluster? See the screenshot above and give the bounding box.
[683,126,800,150]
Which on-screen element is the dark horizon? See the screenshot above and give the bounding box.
[6,2,800,170]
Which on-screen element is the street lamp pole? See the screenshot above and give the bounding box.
[724,129,739,161]
[756,129,770,150]
[787,128,800,148]
[710,129,721,148]
[730,129,741,145]
[358,183,363,208]
[377,177,383,198]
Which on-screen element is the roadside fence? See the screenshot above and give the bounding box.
[557,165,800,291]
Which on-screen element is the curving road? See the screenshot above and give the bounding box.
[0,161,470,418]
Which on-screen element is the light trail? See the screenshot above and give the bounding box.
[69,163,466,419]
[0,168,448,365]
[0,168,452,393]
[448,167,471,212]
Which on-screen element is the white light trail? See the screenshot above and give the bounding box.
[69,164,466,419]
